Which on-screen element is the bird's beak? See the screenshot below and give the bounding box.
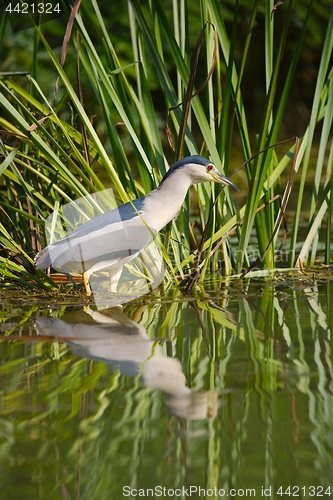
[210,168,239,191]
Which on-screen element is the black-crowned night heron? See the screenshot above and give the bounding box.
[35,155,238,294]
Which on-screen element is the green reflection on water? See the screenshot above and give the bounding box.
[0,277,333,499]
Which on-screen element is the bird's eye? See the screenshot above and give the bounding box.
[207,164,214,172]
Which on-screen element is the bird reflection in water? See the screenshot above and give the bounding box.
[35,306,218,421]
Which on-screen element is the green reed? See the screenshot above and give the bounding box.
[0,1,332,290]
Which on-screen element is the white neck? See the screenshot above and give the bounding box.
[142,172,193,231]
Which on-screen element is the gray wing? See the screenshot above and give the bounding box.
[35,197,154,270]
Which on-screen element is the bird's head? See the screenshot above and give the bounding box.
[161,155,239,190]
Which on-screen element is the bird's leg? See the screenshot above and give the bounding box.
[139,250,155,291]
[83,271,92,295]
[109,267,122,293]
[141,248,163,281]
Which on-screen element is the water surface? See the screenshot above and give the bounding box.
[0,274,332,499]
